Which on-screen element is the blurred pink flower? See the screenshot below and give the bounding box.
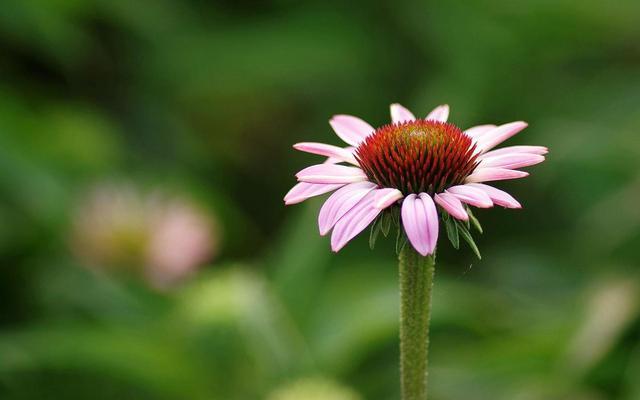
[285,103,547,255]
[72,184,219,288]
[145,200,217,288]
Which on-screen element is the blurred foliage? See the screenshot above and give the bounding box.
[1,0,640,399]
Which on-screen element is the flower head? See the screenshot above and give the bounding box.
[285,104,547,256]
[356,120,478,194]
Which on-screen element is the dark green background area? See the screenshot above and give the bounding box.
[1,0,639,399]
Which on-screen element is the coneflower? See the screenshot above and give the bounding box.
[285,103,547,399]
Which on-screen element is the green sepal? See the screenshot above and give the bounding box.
[463,216,471,230]
[395,226,407,255]
[466,207,483,234]
[391,206,400,227]
[369,215,383,249]
[443,214,460,249]
[455,220,482,259]
[369,210,396,249]
[381,210,393,237]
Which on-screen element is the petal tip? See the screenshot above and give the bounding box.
[329,114,354,124]
[507,120,528,128]
[283,193,297,205]
[511,121,529,131]
[328,116,342,127]
[330,242,344,253]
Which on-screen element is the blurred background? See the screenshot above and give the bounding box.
[0,0,639,399]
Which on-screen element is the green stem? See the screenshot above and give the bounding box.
[399,245,436,400]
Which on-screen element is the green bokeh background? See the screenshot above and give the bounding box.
[1,1,640,399]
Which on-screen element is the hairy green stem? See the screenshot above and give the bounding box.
[399,245,436,400]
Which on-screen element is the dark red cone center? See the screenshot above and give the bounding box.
[355,120,478,195]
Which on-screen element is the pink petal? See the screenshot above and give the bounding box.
[373,188,404,209]
[329,115,375,147]
[425,104,450,122]
[420,194,439,252]
[401,193,439,256]
[325,146,357,164]
[478,153,545,169]
[434,192,469,220]
[284,182,344,205]
[475,121,528,153]
[330,191,382,252]
[294,142,358,165]
[390,103,416,124]
[465,168,529,183]
[318,182,377,235]
[466,183,522,208]
[446,185,493,208]
[464,124,496,138]
[480,145,548,158]
[296,164,367,184]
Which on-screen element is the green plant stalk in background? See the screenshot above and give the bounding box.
[399,246,436,400]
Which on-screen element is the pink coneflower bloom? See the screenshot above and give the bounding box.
[284,104,547,256]
[72,184,219,289]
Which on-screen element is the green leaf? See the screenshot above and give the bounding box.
[444,215,460,249]
[466,208,483,234]
[456,220,482,259]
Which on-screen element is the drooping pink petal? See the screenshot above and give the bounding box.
[446,185,493,208]
[390,103,416,124]
[373,188,404,209]
[480,145,548,158]
[296,164,367,184]
[401,193,438,256]
[284,182,344,205]
[329,115,375,147]
[330,191,382,252]
[401,195,425,254]
[478,153,545,169]
[434,192,469,220]
[465,183,522,208]
[318,182,377,235]
[465,168,529,183]
[425,104,449,122]
[464,124,496,138]
[474,121,528,153]
[420,193,439,252]
[294,142,359,165]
